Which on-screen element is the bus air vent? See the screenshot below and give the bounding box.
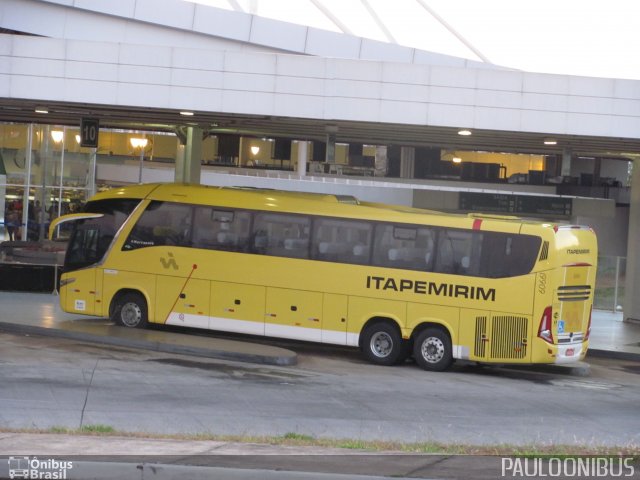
[474,316,488,358]
[539,241,549,261]
[490,316,528,359]
[557,285,591,302]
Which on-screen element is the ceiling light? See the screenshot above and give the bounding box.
[35,107,48,114]
[458,129,472,136]
[130,137,148,149]
[250,146,260,155]
[452,157,462,163]
[75,134,81,144]
[180,111,194,116]
[50,130,64,143]
[544,138,557,145]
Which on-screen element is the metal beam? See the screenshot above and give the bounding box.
[360,0,397,44]
[309,0,354,35]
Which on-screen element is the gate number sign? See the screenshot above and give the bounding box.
[80,118,99,148]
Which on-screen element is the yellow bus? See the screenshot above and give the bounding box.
[51,183,597,371]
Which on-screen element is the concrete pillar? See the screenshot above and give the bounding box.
[561,147,572,177]
[175,126,202,184]
[623,160,640,323]
[297,141,308,176]
[400,146,415,179]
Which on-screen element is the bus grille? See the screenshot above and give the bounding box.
[557,285,591,302]
[490,316,528,359]
[539,241,549,261]
[474,316,487,358]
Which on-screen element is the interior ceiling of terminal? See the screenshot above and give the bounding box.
[1,98,638,160]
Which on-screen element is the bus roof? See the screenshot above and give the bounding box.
[88,183,536,234]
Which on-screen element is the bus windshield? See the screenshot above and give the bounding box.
[64,198,140,271]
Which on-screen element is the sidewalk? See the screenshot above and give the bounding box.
[0,292,638,364]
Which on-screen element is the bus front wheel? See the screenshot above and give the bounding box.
[413,328,453,371]
[361,322,403,366]
[111,292,148,329]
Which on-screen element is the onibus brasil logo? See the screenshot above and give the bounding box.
[7,457,73,479]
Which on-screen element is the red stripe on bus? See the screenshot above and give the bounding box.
[472,219,483,230]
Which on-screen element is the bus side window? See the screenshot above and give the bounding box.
[312,217,371,265]
[252,213,310,259]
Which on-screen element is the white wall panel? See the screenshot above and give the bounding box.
[567,113,613,136]
[614,79,640,100]
[360,40,413,63]
[170,69,223,90]
[66,61,118,83]
[0,74,10,97]
[11,36,66,60]
[1,0,66,38]
[276,76,325,96]
[477,70,522,92]
[520,110,567,133]
[381,82,429,103]
[10,75,67,101]
[430,86,475,106]
[221,90,275,115]
[11,57,64,77]
[63,10,127,42]
[119,45,172,68]
[521,92,568,111]
[475,90,522,109]
[569,76,614,97]
[324,97,380,122]
[381,63,430,86]
[249,16,307,53]
[379,100,428,125]
[304,29,361,59]
[171,48,225,71]
[567,95,613,115]
[168,86,222,111]
[118,65,172,85]
[276,55,326,79]
[413,50,469,68]
[430,66,476,88]
[222,72,275,93]
[66,41,119,64]
[327,58,382,82]
[63,78,117,104]
[273,94,324,119]
[224,52,276,75]
[613,98,640,116]
[134,0,195,31]
[74,0,135,18]
[116,83,172,108]
[474,107,521,131]
[427,104,475,127]
[192,5,251,42]
[326,79,381,100]
[523,73,569,95]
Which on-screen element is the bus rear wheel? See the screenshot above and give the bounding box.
[361,322,404,366]
[413,327,453,371]
[111,292,148,328]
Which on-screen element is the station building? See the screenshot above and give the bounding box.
[0,0,639,321]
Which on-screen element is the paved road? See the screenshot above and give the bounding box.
[1,331,639,448]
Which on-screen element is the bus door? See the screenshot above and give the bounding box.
[460,309,531,363]
[265,287,323,342]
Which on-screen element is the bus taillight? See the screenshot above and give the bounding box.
[538,306,554,344]
[585,305,593,341]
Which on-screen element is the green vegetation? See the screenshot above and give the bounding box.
[0,427,637,456]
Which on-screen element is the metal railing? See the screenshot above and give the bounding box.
[594,256,626,312]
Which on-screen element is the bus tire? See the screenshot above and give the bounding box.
[413,327,453,372]
[361,322,403,366]
[111,292,148,329]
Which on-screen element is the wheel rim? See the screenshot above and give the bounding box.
[120,301,142,327]
[421,336,445,363]
[370,331,394,358]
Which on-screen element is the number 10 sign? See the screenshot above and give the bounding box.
[80,117,100,148]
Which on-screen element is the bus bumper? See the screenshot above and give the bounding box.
[554,342,588,364]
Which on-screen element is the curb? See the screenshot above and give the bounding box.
[0,321,297,367]
[587,348,640,362]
